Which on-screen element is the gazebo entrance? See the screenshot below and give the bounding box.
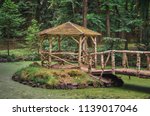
[38,22,101,69]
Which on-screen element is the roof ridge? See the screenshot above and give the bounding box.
[68,22,84,34]
[72,22,101,35]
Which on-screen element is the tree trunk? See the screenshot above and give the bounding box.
[106,0,110,37]
[124,37,129,50]
[83,0,88,27]
[139,0,150,50]
[124,0,129,50]
[36,0,48,23]
[7,40,10,56]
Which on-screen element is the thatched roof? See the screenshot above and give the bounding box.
[38,22,101,36]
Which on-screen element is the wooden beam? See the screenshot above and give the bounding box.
[100,53,104,69]
[104,52,111,67]
[91,36,96,44]
[82,36,88,63]
[90,36,97,67]
[111,50,115,73]
[88,55,92,73]
[115,50,150,54]
[146,55,150,70]
[94,50,150,55]
[81,36,86,44]
[78,36,82,68]
[94,37,97,67]
[122,53,128,68]
[71,37,79,44]
[52,52,78,55]
[136,53,141,71]
[50,54,78,67]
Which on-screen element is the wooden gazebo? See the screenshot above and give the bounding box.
[38,22,101,69]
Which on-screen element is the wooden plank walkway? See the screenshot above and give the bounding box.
[81,67,150,78]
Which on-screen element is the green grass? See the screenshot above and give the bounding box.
[0,61,150,99]
[15,65,96,87]
[0,48,32,57]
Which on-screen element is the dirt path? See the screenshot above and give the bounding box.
[0,62,56,99]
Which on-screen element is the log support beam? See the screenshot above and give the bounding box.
[91,36,97,68]
[111,50,115,74]
[78,36,82,68]
[122,53,128,68]
[101,53,104,69]
[146,55,150,70]
[136,53,141,71]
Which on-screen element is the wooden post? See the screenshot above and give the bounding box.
[91,36,97,68]
[82,37,86,63]
[94,37,97,68]
[101,53,104,69]
[136,53,141,70]
[111,50,115,73]
[78,36,82,68]
[49,36,52,67]
[136,53,141,76]
[88,55,92,73]
[122,52,127,68]
[146,54,150,70]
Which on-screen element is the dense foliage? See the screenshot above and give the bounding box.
[0,0,149,52]
[0,0,25,55]
[26,19,40,53]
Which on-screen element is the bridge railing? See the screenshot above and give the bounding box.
[88,50,150,74]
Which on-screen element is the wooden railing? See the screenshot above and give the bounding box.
[88,50,150,74]
[40,50,78,68]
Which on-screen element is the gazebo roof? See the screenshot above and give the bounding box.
[38,22,101,36]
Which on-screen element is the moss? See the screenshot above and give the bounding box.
[68,70,83,77]
[13,65,101,89]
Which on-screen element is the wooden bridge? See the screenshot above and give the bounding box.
[85,50,150,78]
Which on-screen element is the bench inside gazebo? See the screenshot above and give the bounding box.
[38,22,101,69]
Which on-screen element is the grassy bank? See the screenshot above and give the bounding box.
[13,64,100,89]
[0,62,150,99]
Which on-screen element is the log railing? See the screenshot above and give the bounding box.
[88,50,150,75]
[40,50,78,67]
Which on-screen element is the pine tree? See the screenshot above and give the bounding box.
[0,0,25,56]
[26,19,40,53]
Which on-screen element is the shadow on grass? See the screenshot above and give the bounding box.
[121,84,150,94]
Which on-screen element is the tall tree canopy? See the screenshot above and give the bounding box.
[0,0,149,51]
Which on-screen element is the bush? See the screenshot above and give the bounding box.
[0,54,16,62]
[101,37,126,51]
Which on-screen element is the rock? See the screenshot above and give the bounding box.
[77,84,87,89]
[72,83,78,89]
[22,81,28,85]
[59,84,66,89]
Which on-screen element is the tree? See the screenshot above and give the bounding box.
[83,0,88,27]
[138,0,150,50]
[0,0,24,56]
[26,19,40,53]
[106,0,110,37]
